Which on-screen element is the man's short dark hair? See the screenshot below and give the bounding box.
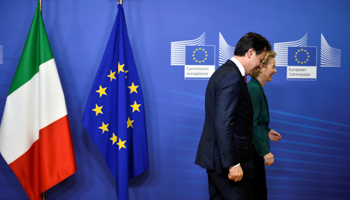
[234,32,271,56]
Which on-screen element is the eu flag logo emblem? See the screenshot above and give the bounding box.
[288,47,317,66]
[82,4,148,200]
[287,46,317,80]
[184,45,215,79]
[185,46,214,65]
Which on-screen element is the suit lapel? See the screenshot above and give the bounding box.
[252,78,269,121]
[225,60,249,89]
[262,86,269,120]
[225,60,253,111]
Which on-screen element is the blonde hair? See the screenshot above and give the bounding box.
[250,50,277,78]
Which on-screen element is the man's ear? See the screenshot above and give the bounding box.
[246,48,254,58]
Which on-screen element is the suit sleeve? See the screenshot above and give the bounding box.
[249,85,270,157]
[214,72,241,168]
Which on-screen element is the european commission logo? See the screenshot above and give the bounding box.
[171,32,216,79]
[171,32,341,81]
[287,47,317,80]
[185,46,215,79]
[274,33,341,81]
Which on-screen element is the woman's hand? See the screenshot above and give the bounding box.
[264,152,274,166]
[269,129,281,142]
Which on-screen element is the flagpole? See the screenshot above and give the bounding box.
[39,0,42,11]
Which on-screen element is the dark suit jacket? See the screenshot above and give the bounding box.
[248,78,271,157]
[195,59,254,178]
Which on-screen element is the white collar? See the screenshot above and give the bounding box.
[230,57,245,77]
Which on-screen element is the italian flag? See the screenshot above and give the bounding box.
[0,3,76,200]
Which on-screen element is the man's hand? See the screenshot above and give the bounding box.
[268,129,281,142]
[264,152,274,166]
[228,165,243,182]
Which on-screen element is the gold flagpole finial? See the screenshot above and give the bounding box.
[39,0,42,11]
[119,0,123,5]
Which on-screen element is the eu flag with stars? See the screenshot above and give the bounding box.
[82,4,149,200]
[185,45,215,65]
[288,47,317,66]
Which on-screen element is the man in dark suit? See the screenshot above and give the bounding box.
[195,32,271,200]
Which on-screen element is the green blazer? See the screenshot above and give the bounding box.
[248,78,271,157]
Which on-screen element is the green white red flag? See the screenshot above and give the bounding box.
[0,3,76,200]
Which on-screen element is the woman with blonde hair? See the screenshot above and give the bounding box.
[248,50,282,200]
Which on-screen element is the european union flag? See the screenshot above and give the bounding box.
[82,4,148,200]
[288,47,317,66]
[185,45,215,65]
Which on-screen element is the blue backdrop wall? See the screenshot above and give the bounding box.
[1,0,350,199]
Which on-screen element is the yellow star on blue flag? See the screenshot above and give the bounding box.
[82,4,149,200]
[288,47,316,66]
